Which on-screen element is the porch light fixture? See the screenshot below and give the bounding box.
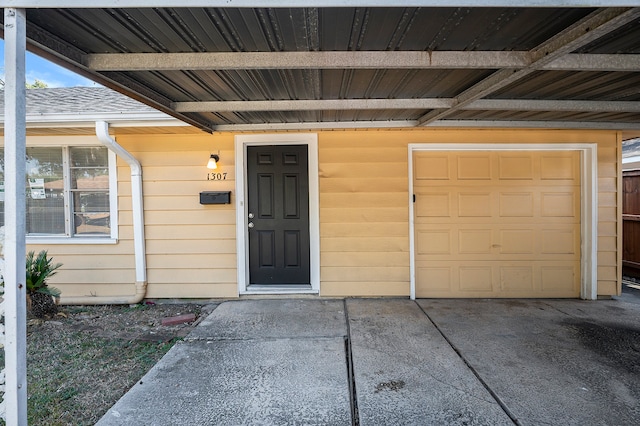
[207,154,220,170]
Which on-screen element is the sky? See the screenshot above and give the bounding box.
[0,39,98,88]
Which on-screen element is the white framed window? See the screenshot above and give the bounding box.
[0,144,118,243]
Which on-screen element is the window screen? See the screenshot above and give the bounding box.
[0,146,111,237]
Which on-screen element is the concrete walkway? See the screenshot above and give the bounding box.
[98,297,640,425]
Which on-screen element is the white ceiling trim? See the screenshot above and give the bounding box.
[174,98,640,113]
[7,1,640,8]
[213,120,419,131]
[85,51,640,72]
[212,119,640,132]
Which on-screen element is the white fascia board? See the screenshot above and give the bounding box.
[1,112,187,128]
[214,120,419,131]
[212,119,640,132]
[24,112,176,122]
[7,1,640,8]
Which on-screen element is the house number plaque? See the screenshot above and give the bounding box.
[207,172,228,181]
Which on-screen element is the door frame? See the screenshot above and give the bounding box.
[235,133,320,295]
[408,143,598,301]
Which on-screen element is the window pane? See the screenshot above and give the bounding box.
[74,212,110,235]
[26,148,65,235]
[74,190,110,235]
[73,191,109,212]
[71,168,109,190]
[70,147,109,168]
[70,147,110,236]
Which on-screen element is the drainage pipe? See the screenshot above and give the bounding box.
[59,121,147,304]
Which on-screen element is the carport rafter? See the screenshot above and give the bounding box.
[8,4,640,132]
[172,99,640,113]
[416,7,640,126]
[84,51,640,72]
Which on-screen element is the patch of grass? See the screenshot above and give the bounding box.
[24,333,174,425]
[1,303,205,425]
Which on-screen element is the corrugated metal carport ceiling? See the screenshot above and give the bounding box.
[7,6,640,132]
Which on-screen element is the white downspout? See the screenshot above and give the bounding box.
[59,121,147,304]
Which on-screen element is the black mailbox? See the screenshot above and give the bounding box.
[200,191,231,205]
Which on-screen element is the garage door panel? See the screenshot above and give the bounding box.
[415,192,450,217]
[500,266,534,291]
[415,155,450,180]
[416,267,451,292]
[414,150,580,298]
[541,229,578,254]
[416,230,451,255]
[498,155,534,180]
[459,266,493,291]
[499,192,535,217]
[499,229,535,254]
[541,192,579,218]
[416,261,579,298]
[457,155,492,180]
[458,229,493,254]
[458,192,492,217]
[540,265,579,293]
[541,155,578,180]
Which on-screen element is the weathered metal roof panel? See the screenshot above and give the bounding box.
[4,6,638,130]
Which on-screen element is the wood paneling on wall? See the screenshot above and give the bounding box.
[28,128,620,299]
[120,133,236,298]
[317,129,620,298]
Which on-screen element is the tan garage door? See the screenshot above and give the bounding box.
[414,151,581,298]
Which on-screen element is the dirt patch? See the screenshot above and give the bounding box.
[1,302,217,426]
[54,303,213,342]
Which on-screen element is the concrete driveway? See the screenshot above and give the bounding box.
[98,295,640,425]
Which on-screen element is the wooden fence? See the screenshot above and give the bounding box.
[623,169,640,278]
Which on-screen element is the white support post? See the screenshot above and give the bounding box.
[3,7,28,426]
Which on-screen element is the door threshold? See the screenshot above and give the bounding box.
[242,284,318,295]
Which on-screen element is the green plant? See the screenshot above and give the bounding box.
[26,250,62,298]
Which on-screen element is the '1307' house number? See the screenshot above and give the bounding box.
[207,172,228,181]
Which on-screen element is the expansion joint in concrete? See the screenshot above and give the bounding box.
[344,300,360,426]
[414,301,522,426]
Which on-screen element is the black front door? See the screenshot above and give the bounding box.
[247,145,310,285]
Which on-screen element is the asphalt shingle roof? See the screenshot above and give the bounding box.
[0,87,157,116]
